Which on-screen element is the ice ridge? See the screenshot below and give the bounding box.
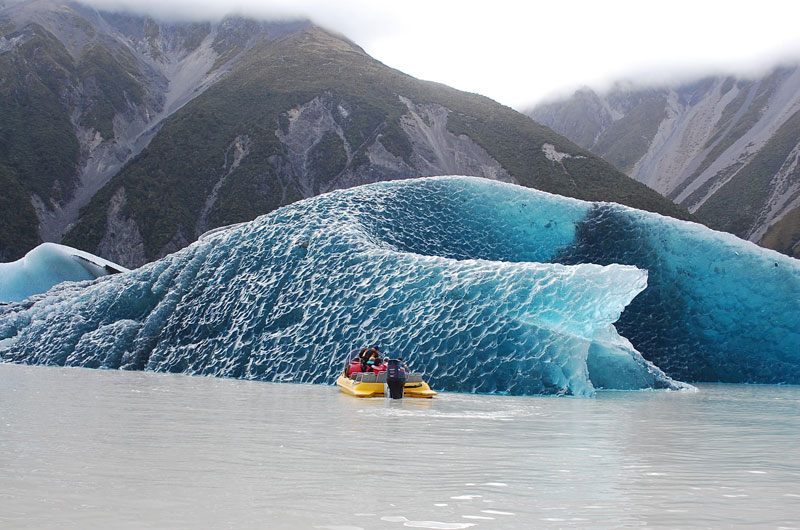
[2,176,797,393]
[0,243,128,303]
[0,177,682,397]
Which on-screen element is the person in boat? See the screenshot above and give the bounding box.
[358,345,380,373]
[366,348,385,373]
[371,352,389,374]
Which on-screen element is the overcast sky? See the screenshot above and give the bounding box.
[80,0,800,110]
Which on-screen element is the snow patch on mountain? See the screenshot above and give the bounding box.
[542,143,584,166]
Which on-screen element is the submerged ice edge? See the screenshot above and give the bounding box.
[2,176,798,393]
[0,242,128,303]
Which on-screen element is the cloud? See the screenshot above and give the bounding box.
[67,0,800,108]
[76,0,297,22]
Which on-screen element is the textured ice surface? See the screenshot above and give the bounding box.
[0,177,684,397]
[1,176,796,392]
[554,205,800,383]
[0,243,128,303]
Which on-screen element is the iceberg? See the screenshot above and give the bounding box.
[0,242,128,303]
[554,204,800,383]
[1,176,797,394]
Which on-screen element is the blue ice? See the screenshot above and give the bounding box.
[0,242,127,303]
[1,176,797,394]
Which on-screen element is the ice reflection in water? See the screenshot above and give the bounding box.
[1,364,799,529]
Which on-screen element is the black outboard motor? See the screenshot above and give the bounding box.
[385,358,407,399]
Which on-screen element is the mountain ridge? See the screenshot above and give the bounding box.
[2,1,693,267]
[529,66,800,257]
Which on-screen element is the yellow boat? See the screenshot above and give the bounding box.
[335,372,437,398]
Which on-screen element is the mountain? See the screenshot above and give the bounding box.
[1,1,692,267]
[529,67,800,258]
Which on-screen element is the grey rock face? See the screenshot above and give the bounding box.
[273,93,514,201]
[195,134,252,237]
[1,1,296,252]
[529,67,800,247]
[397,97,514,184]
[96,187,146,267]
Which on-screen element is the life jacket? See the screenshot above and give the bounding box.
[359,347,378,363]
[372,363,387,374]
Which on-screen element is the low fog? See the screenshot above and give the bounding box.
[7,0,800,108]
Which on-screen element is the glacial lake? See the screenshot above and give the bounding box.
[1,363,798,530]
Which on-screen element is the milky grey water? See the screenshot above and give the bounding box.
[1,364,798,530]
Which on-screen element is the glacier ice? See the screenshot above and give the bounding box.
[360,177,800,384]
[1,176,797,395]
[0,243,128,303]
[0,177,683,397]
[554,204,800,383]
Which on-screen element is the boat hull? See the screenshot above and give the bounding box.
[335,374,436,398]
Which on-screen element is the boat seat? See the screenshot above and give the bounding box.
[354,371,424,384]
[357,373,378,383]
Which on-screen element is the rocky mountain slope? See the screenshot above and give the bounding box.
[1,1,692,267]
[529,66,800,258]
[0,0,307,262]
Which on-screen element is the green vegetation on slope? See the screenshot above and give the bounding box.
[695,108,800,237]
[0,18,163,260]
[760,203,800,258]
[308,132,347,194]
[0,24,80,205]
[0,165,41,261]
[378,121,413,163]
[77,43,147,140]
[67,26,693,262]
[592,94,668,173]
